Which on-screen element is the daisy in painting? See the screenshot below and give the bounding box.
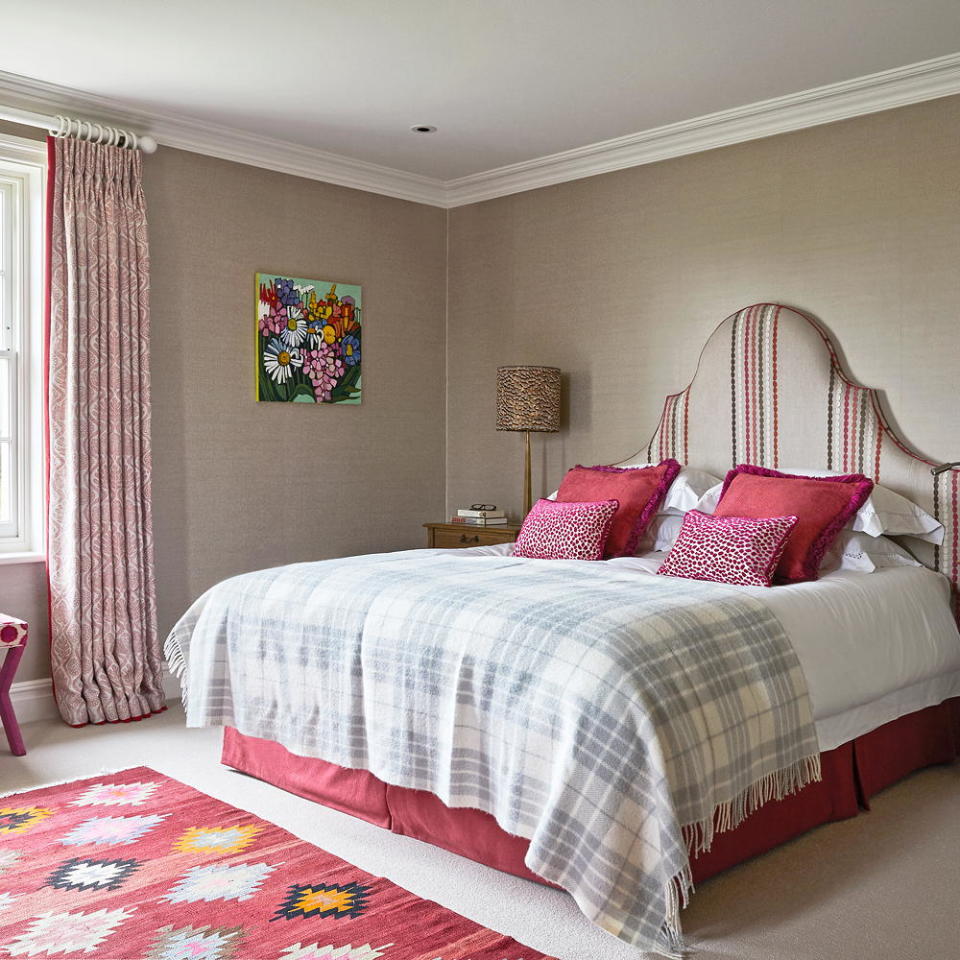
[280,305,307,348]
[263,338,303,384]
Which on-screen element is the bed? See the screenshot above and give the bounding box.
[167,303,960,957]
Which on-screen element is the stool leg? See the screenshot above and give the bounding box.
[0,646,26,756]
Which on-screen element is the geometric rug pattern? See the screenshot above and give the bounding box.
[0,768,555,959]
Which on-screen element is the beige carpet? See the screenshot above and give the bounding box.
[682,763,960,959]
[2,705,958,959]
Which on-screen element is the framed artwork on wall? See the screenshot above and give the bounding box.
[255,273,362,404]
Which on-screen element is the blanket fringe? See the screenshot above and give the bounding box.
[680,753,821,861]
[662,859,695,958]
[163,630,187,683]
[664,752,822,956]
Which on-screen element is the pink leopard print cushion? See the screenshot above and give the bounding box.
[514,498,620,561]
[657,509,798,587]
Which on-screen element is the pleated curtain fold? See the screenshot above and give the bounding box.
[46,135,165,725]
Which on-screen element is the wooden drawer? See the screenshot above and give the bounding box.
[424,522,521,549]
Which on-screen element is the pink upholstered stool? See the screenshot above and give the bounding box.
[0,615,27,756]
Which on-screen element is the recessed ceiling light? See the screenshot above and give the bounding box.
[410,124,437,134]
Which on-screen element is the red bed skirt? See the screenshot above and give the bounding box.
[222,698,959,887]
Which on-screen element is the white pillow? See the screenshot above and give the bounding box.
[639,514,684,553]
[548,464,721,517]
[822,530,923,573]
[640,521,923,570]
[656,466,723,515]
[695,469,944,545]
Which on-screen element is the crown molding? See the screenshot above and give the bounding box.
[3,53,960,210]
[442,51,960,207]
[0,69,447,207]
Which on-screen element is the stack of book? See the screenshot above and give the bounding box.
[451,508,509,525]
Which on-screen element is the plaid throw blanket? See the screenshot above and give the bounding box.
[166,550,819,957]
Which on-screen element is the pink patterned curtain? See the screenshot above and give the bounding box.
[46,136,165,726]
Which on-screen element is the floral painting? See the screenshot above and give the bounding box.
[256,273,361,404]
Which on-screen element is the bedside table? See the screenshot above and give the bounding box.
[424,522,522,549]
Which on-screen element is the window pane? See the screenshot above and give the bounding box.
[0,185,7,352]
[0,356,9,437]
[0,440,11,525]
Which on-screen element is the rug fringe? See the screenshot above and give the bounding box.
[0,767,140,800]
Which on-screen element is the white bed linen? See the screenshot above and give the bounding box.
[456,543,960,752]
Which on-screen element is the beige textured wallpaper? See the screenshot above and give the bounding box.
[146,149,447,664]
[446,95,960,520]
[1,125,447,681]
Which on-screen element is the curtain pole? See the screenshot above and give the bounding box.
[0,105,157,153]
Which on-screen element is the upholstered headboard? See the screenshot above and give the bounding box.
[620,303,958,609]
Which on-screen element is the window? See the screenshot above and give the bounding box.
[0,134,44,558]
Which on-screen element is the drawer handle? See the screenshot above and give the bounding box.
[459,534,480,544]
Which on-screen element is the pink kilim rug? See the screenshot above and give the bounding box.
[0,767,557,960]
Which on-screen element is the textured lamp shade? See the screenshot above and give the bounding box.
[496,366,561,433]
[496,366,561,517]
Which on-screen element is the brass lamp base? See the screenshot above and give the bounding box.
[523,430,532,517]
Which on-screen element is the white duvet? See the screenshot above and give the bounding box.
[456,544,960,752]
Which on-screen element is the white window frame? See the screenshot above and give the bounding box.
[0,133,44,562]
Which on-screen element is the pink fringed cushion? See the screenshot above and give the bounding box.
[555,459,681,557]
[514,498,619,561]
[714,465,874,583]
[658,510,799,587]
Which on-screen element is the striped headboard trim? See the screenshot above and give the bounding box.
[629,303,958,615]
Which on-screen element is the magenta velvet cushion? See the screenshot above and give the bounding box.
[555,459,681,557]
[713,465,874,582]
[657,509,799,587]
[513,498,619,561]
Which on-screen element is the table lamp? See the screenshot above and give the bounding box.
[496,366,561,517]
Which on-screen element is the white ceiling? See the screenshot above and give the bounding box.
[5,0,960,181]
